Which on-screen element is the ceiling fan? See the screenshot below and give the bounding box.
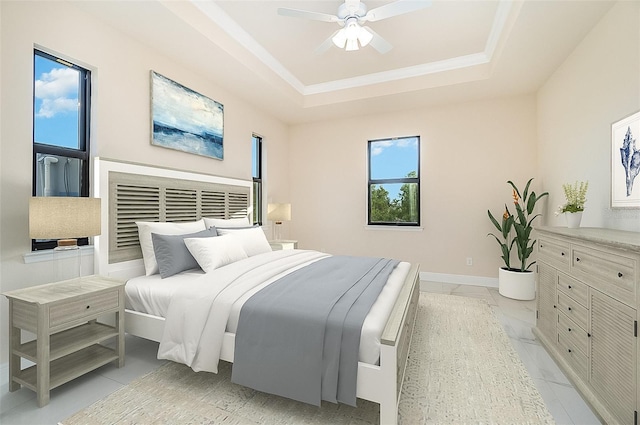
[278,0,431,54]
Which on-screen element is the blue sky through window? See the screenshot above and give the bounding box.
[370,137,419,180]
[34,54,80,149]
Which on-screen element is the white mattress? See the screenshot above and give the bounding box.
[125,255,410,365]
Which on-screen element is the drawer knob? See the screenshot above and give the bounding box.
[561,252,565,256]
[575,257,581,262]
[567,307,572,311]
[588,333,591,337]
[86,305,90,310]
[568,349,572,353]
[568,285,572,289]
[568,327,572,332]
[617,272,623,278]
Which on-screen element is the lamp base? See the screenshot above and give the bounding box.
[55,239,79,250]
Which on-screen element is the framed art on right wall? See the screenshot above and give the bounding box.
[611,110,640,208]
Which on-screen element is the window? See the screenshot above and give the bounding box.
[252,134,263,225]
[32,50,91,250]
[368,136,420,226]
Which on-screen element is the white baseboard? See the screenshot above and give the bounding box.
[420,271,499,288]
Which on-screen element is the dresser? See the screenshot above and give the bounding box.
[3,275,125,407]
[534,227,640,425]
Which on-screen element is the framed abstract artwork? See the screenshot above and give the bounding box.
[611,110,640,208]
[151,71,223,160]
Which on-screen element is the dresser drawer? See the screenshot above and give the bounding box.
[557,311,589,355]
[557,327,589,380]
[556,291,588,330]
[538,237,571,266]
[556,273,588,307]
[49,290,119,328]
[572,245,637,301]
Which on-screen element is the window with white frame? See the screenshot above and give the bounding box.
[368,136,420,226]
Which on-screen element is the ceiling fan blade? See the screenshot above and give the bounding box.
[363,27,393,54]
[277,7,340,23]
[315,30,341,55]
[364,0,431,22]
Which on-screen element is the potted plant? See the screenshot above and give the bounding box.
[555,181,588,228]
[488,178,548,300]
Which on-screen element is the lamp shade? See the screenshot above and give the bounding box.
[267,203,291,223]
[29,197,101,239]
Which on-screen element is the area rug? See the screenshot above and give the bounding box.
[61,293,554,425]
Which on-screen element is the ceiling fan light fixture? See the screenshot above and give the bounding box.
[357,27,373,47]
[331,28,347,48]
[345,38,359,51]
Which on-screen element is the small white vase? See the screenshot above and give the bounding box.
[566,212,583,229]
[498,267,535,300]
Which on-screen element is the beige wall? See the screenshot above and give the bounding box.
[538,1,640,232]
[288,95,540,279]
[0,1,289,364]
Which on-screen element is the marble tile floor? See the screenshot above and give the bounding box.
[0,282,602,425]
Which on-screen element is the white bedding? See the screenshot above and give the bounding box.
[125,249,409,367]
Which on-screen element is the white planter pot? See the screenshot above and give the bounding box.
[498,267,535,300]
[566,212,583,228]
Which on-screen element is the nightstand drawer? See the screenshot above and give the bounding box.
[557,273,588,307]
[50,290,119,328]
[556,291,588,330]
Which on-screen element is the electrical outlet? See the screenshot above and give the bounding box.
[466,257,473,266]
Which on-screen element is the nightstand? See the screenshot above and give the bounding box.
[269,240,298,250]
[3,275,125,407]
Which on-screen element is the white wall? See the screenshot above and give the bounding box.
[288,95,540,279]
[0,1,290,364]
[538,1,640,231]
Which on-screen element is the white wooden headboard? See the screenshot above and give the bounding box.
[94,157,252,279]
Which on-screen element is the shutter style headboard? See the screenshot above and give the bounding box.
[94,158,252,279]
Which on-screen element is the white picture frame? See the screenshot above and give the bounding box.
[611,110,640,208]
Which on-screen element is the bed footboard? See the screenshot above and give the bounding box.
[379,263,420,424]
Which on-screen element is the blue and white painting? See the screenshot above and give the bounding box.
[611,111,640,208]
[151,71,223,160]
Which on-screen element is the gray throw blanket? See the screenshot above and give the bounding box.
[231,256,399,407]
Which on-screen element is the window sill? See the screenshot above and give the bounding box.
[23,245,95,264]
[365,225,424,232]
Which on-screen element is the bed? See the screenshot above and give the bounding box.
[93,157,420,424]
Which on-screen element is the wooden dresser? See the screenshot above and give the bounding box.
[534,227,640,425]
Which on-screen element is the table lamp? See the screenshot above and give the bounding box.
[29,197,101,249]
[267,203,291,241]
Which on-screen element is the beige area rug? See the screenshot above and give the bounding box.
[62,293,554,425]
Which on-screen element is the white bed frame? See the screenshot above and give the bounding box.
[94,157,420,425]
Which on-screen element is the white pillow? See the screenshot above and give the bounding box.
[203,217,250,229]
[136,220,206,276]
[184,235,248,273]
[216,227,271,257]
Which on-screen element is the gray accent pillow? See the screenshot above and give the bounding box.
[151,228,218,278]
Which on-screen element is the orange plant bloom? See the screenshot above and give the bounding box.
[512,189,519,204]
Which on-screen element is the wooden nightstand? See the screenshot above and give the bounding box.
[3,275,125,407]
[269,240,298,250]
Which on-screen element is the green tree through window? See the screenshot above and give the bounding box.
[368,137,420,225]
